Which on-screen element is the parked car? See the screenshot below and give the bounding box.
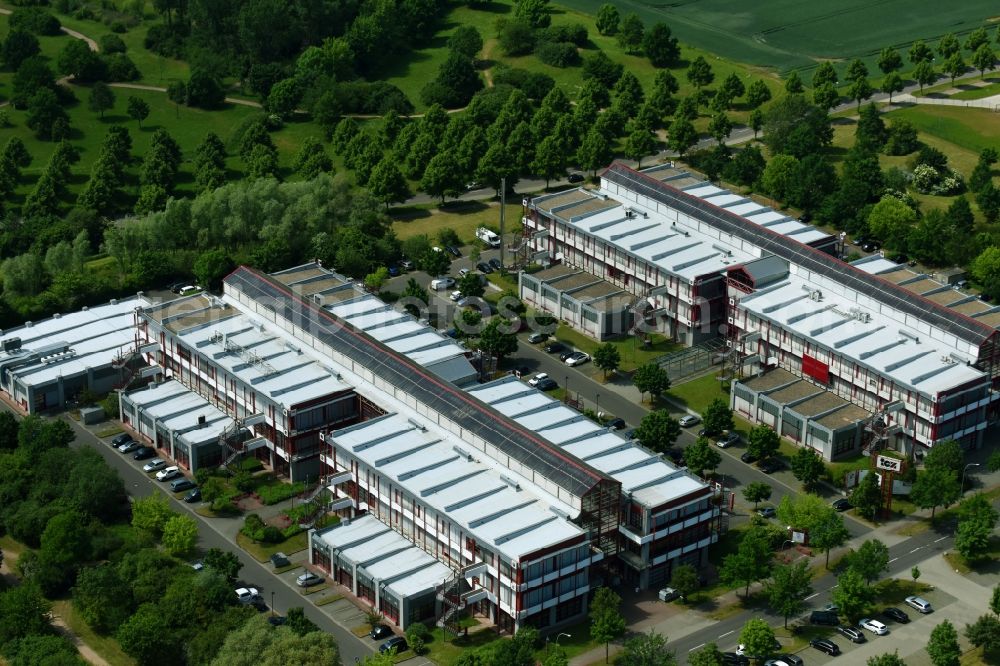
[379,636,408,654]
[430,277,455,290]
[143,458,167,473]
[156,466,181,481]
[809,638,841,656]
[883,607,910,623]
[605,418,626,430]
[400,259,414,270]
[133,446,155,460]
[716,432,739,448]
[118,440,141,454]
[678,415,700,427]
[545,342,567,354]
[527,332,549,344]
[170,478,196,493]
[720,654,749,666]
[758,458,783,474]
[111,433,134,447]
[488,258,502,271]
[736,638,781,657]
[567,172,585,183]
[446,245,461,257]
[836,625,866,643]
[270,552,290,568]
[860,618,889,635]
[809,610,839,625]
[773,656,803,666]
[528,373,549,387]
[565,351,590,366]
[476,262,493,274]
[370,625,393,640]
[822,603,839,613]
[296,572,324,587]
[861,240,880,253]
[905,596,933,613]
[657,587,681,602]
[235,587,262,605]
[832,498,852,511]
[756,507,776,519]
[387,265,400,277]
[184,488,202,503]
[535,378,558,391]
[740,451,758,464]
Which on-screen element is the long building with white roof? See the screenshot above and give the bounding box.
[0,296,149,413]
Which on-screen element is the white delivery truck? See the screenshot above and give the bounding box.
[476,227,501,248]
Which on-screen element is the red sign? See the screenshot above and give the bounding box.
[802,353,830,384]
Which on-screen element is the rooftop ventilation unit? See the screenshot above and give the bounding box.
[452,445,473,461]
[407,417,427,432]
[549,506,569,520]
[711,244,733,256]
[808,290,823,302]
[499,474,521,491]
[624,207,635,219]
[899,330,920,343]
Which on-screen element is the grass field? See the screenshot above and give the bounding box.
[556,0,996,75]
[390,201,521,243]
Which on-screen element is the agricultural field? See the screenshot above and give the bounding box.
[556,0,997,73]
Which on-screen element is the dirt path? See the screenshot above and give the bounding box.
[62,26,99,52]
[50,614,110,666]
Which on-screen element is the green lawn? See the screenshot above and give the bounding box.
[390,201,522,244]
[236,531,309,562]
[951,80,1000,99]
[552,325,679,373]
[665,372,728,415]
[886,105,1000,155]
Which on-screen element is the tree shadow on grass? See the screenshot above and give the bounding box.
[98,113,130,124]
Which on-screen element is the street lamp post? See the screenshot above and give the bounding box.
[596,393,601,418]
[962,463,981,494]
[271,591,275,617]
[555,633,571,645]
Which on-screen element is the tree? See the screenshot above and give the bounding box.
[624,129,656,168]
[868,653,907,666]
[955,493,1000,562]
[478,318,519,367]
[161,514,198,556]
[784,70,804,93]
[832,567,875,623]
[720,525,772,597]
[26,88,69,141]
[632,363,671,401]
[593,342,621,378]
[126,95,150,128]
[762,94,833,158]
[972,246,1000,299]
[194,249,234,290]
[683,436,721,478]
[669,563,699,600]
[577,129,613,177]
[848,77,873,109]
[790,447,826,489]
[617,13,644,54]
[595,3,620,35]
[938,32,961,58]
[850,469,881,519]
[702,398,734,436]
[185,68,225,108]
[813,61,838,88]
[420,152,463,204]
[688,643,725,666]
[910,466,961,520]
[617,630,676,666]
[810,509,850,568]
[707,112,732,145]
[458,272,485,298]
[878,47,903,73]
[72,563,134,634]
[746,425,779,461]
[533,134,569,188]
[738,619,777,660]
[368,158,410,208]
[966,614,1000,653]
[131,494,174,536]
[927,620,961,666]
[914,61,937,92]
[686,56,714,90]
[851,538,889,584]
[644,23,679,68]
[924,439,964,476]
[424,50,483,108]
[634,410,681,455]
[943,52,966,83]
[418,248,451,278]
[742,481,772,509]
[203,547,242,584]
[748,108,764,138]
[992,582,1000,616]
[767,560,812,628]
[0,583,51,646]
[745,79,772,110]
[590,587,626,663]
[449,25,483,59]
[667,116,698,157]
[3,29,40,70]
[973,43,997,77]
[88,82,115,119]
[514,0,551,29]
[967,27,991,52]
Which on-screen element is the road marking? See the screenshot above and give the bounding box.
[889,557,898,563]
[718,630,734,639]
[934,536,948,543]
[689,643,705,652]
[909,547,922,554]
[805,593,819,600]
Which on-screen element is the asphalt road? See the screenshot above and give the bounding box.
[56,414,376,664]
[672,520,959,662]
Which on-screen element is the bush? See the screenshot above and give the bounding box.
[496,18,535,56]
[144,22,187,58]
[99,34,126,53]
[261,525,283,543]
[491,66,554,100]
[232,470,255,493]
[335,81,414,115]
[536,41,580,68]
[104,53,139,81]
[257,481,306,505]
[10,8,61,35]
[406,623,430,641]
[99,392,119,419]
[540,23,588,46]
[210,497,239,515]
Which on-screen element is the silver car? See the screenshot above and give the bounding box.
[142,458,166,472]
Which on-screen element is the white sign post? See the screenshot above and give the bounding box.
[876,455,901,473]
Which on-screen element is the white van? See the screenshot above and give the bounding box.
[476,227,501,248]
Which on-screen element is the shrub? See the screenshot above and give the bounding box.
[210,497,239,515]
[257,481,306,505]
[536,41,580,68]
[99,34,127,53]
[540,23,588,46]
[232,470,255,493]
[261,525,283,543]
[99,392,119,419]
[10,8,61,36]
[104,53,139,81]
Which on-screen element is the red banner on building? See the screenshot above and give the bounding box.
[802,353,830,384]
